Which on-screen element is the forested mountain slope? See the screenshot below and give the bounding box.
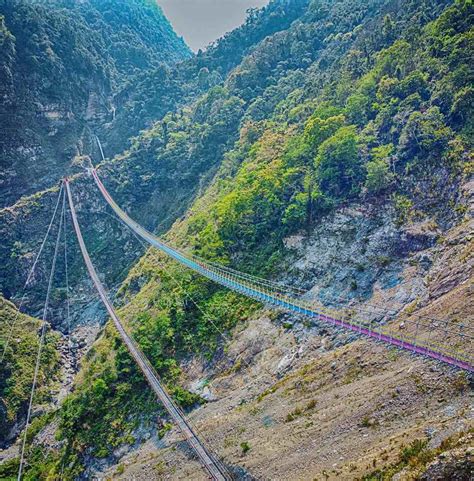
[0,1,316,318]
[1,0,456,323]
[0,0,472,479]
[104,0,310,152]
[0,0,315,316]
[0,0,308,209]
[0,0,190,207]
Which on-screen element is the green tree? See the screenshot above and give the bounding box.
[304,113,345,148]
[315,126,363,200]
[399,107,454,170]
[282,191,310,229]
[365,144,394,194]
[382,14,395,43]
[345,75,377,125]
[450,86,474,142]
[396,70,429,100]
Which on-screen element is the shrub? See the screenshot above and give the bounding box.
[315,126,363,201]
[286,406,303,422]
[392,193,413,224]
[400,439,428,464]
[240,441,251,454]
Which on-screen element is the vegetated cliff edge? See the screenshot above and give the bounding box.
[0,0,309,322]
[0,297,61,449]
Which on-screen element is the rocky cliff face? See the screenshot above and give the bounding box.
[67,177,473,481]
[83,176,473,480]
[0,86,242,327]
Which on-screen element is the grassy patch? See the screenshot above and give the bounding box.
[361,429,473,480]
[240,441,251,454]
[285,398,318,422]
[0,297,61,445]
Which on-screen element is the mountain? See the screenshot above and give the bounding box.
[103,0,310,153]
[0,0,473,479]
[0,0,310,322]
[0,0,191,207]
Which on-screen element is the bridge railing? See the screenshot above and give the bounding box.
[192,259,473,369]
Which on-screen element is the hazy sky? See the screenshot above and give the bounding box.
[157,0,269,51]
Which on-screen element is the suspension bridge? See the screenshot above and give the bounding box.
[65,178,231,481]
[5,168,473,480]
[90,169,474,373]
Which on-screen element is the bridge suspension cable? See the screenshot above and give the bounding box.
[64,178,231,481]
[89,168,473,372]
[18,187,65,481]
